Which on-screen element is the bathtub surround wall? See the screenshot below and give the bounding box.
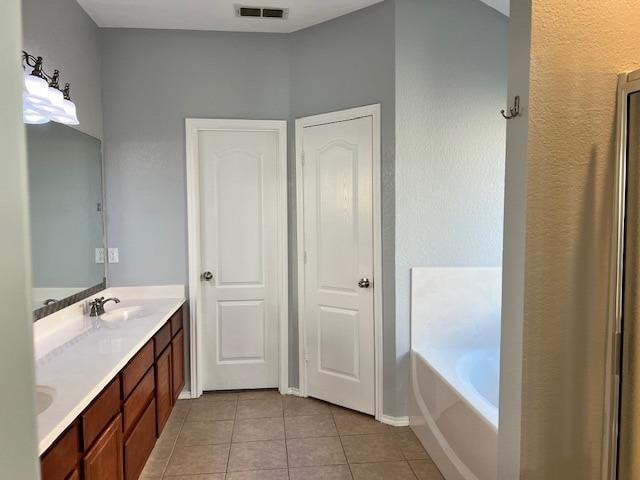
[498,0,640,478]
[395,0,508,418]
[0,0,40,476]
[22,0,103,139]
[288,0,396,413]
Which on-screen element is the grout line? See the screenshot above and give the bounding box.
[159,400,190,478]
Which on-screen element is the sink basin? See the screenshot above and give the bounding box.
[36,385,55,415]
[100,306,145,325]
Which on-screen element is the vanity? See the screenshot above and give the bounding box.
[25,116,187,479]
[35,289,186,480]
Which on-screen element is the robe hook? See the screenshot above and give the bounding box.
[501,96,521,119]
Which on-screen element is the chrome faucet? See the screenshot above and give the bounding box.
[89,297,121,316]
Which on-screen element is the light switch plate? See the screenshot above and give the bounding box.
[95,247,105,264]
[108,248,119,264]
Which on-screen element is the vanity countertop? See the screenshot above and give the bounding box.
[34,286,186,455]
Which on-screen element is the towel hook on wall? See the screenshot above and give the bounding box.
[501,96,521,119]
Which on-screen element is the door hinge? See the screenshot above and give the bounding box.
[304,349,309,363]
[301,151,306,166]
[304,251,308,264]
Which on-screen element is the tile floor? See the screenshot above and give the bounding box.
[141,390,445,480]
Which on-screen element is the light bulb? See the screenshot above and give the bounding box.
[23,72,49,104]
[50,98,79,125]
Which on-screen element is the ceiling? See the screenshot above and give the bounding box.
[76,0,509,33]
[76,0,385,33]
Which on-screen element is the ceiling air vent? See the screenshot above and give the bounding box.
[235,5,289,19]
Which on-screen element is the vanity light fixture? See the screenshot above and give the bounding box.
[22,51,79,126]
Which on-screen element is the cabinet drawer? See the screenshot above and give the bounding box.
[41,422,80,480]
[82,377,121,450]
[83,414,123,480]
[124,398,157,480]
[122,341,153,399]
[123,367,155,437]
[154,322,171,359]
[170,307,183,337]
[172,329,185,402]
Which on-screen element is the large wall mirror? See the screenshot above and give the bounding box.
[26,123,106,320]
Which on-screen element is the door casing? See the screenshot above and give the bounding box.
[186,118,289,398]
[295,104,384,422]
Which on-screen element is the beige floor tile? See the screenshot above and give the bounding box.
[285,414,337,438]
[409,460,445,480]
[163,475,225,480]
[186,400,237,422]
[341,434,404,464]
[284,396,330,416]
[198,391,240,402]
[227,440,288,472]
[350,461,418,479]
[238,389,282,401]
[177,420,234,446]
[332,410,389,435]
[164,444,230,476]
[286,436,347,467]
[391,429,429,460]
[236,398,284,419]
[233,417,285,442]
[225,469,289,479]
[141,442,173,477]
[289,465,353,480]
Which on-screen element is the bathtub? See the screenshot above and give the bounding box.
[411,347,498,480]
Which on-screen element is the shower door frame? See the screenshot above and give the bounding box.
[605,68,640,480]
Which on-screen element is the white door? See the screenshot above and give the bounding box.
[301,115,375,415]
[198,128,280,390]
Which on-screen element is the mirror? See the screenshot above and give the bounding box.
[26,123,106,319]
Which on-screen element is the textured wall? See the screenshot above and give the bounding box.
[0,0,40,477]
[289,0,396,410]
[22,0,103,139]
[519,1,640,478]
[395,0,508,416]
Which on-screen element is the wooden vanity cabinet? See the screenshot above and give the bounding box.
[83,414,124,480]
[40,302,186,480]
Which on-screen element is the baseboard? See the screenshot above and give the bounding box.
[284,387,303,397]
[178,389,192,400]
[379,414,410,427]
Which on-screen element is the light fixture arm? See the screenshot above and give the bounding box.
[22,50,68,91]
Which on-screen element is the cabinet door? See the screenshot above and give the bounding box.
[172,329,185,402]
[124,399,156,480]
[83,414,124,480]
[155,346,172,435]
[66,469,80,480]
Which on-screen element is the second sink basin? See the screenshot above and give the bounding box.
[36,385,55,415]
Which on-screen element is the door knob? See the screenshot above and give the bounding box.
[202,271,214,281]
[358,278,371,288]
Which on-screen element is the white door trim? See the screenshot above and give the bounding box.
[295,104,383,420]
[186,118,289,398]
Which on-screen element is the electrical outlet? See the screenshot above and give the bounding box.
[95,247,105,264]
[108,247,119,264]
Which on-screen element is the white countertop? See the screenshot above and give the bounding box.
[34,286,186,455]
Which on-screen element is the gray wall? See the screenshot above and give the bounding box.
[395,0,508,414]
[22,0,103,140]
[289,0,397,411]
[101,29,290,287]
[0,0,40,477]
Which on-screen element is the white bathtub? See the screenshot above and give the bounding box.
[411,347,498,480]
